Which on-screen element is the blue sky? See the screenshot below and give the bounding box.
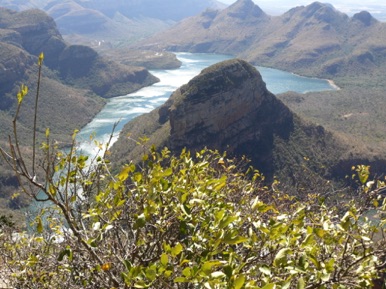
[219,0,386,20]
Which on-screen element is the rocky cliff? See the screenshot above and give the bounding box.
[111,59,348,181]
[0,8,158,98]
[163,60,293,163]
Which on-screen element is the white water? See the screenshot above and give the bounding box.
[76,52,336,156]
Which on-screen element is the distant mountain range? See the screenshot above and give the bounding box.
[0,0,226,47]
[141,0,386,78]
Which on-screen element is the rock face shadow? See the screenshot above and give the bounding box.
[160,59,294,178]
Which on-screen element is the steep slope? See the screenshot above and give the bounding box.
[111,59,357,182]
[0,8,157,212]
[0,8,158,98]
[143,0,269,55]
[142,0,386,78]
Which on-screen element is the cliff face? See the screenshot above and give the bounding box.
[4,9,66,69]
[162,60,293,168]
[0,8,158,99]
[112,59,346,180]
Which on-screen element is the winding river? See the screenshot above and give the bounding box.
[76,52,337,156]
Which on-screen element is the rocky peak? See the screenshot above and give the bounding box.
[159,59,293,169]
[352,11,377,26]
[0,8,66,69]
[301,2,346,22]
[303,2,327,15]
[226,0,267,19]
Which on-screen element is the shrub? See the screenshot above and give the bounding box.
[1,54,386,289]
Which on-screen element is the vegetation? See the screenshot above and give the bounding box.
[278,74,386,157]
[2,55,386,289]
[101,49,182,70]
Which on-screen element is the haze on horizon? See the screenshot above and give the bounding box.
[219,0,386,21]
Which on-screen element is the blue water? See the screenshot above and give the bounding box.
[77,52,336,155]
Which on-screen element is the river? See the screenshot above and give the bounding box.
[76,52,337,156]
[29,52,338,221]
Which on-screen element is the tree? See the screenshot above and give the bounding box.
[1,54,386,288]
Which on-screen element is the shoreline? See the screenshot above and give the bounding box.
[327,79,341,90]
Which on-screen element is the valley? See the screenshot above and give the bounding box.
[1,1,386,288]
[0,0,386,223]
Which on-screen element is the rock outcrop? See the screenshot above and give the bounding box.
[112,59,346,181]
[163,59,293,162]
[0,8,158,98]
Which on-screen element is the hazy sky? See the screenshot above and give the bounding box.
[219,0,386,20]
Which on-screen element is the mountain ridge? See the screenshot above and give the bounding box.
[141,0,386,78]
[0,0,226,48]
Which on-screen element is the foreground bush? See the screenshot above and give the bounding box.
[1,54,386,289]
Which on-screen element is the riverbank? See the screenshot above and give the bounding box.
[327,79,341,90]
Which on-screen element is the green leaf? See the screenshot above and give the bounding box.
[301,234,314,247]
[134,172,142,183]
[174,277,188,283]
[182,267,191,277]
[36,217,44,233]
[314,228,325,238]
[219,215,238,229]
[215,209,225,223]
[234,274,245,289]
[161,253,168,267]
[297,277,305,289]
[17,84,28,104]
[119,166,134,181]
[38,52,44,66]
[213,175,227,191]
[224,232,248,244]
[201,261,222,275]
[325,259,335,273]
[261,283,275,289]
[282,279,292,289]
[72,129,79,140]
[274,248,291,267]
[171,243,183,257]
[145,267,157,281]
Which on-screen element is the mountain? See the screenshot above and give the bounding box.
[0,0,226,49]
[0,8,157,212]
[111,58,368,184]
[141,0,386,78]
[0,8,158,98]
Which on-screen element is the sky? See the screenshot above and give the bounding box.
[218,0,386,21]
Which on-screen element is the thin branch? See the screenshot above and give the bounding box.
[32,54,43,177]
